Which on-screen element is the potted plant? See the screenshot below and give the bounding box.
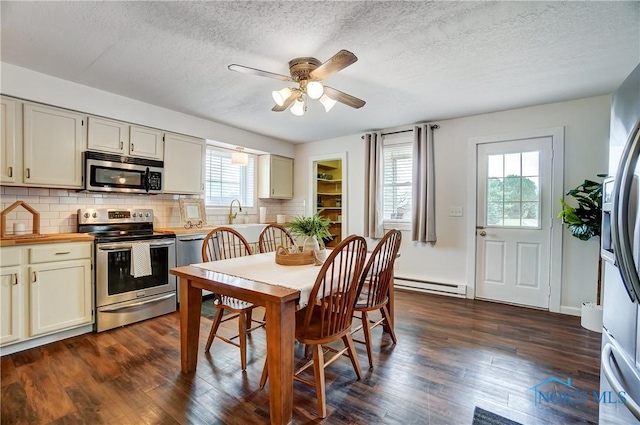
[288,213,333,259]
[557,174,607,332]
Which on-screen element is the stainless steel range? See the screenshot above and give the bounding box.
[78,208,176,332]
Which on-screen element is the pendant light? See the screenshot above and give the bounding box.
[231,147,248,166]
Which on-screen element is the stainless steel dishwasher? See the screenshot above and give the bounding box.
[176,233,212,302]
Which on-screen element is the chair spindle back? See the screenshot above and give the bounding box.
[299,235,367,339]
[357,230,402,309]
[202,227,252,262]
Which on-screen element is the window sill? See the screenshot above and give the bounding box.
[383,221,411,231]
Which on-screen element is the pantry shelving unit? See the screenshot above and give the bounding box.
[316,160,342,247]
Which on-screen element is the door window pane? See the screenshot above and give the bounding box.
[488,178,503,201]
[522,177,539,201]
[522,202,539,227]
[503,177,521,201]
[486,151,540,228]
[487,202,503,226]
[522,152,539,176]
[504,153,521,176]
[488,155,503,178]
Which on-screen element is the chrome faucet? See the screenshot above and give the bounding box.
[229,199,242,224]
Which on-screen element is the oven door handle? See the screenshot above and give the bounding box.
[100,293,176,312]
[97,240,176,251]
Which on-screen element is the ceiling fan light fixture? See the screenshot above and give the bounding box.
[290,97,305,116]
[272,87,292,106]
[231,147,248,166]
[319,94,337,112]
[306,81,324,100]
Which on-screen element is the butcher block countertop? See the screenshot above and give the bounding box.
[0,233,94,247]
[156,223,274,236]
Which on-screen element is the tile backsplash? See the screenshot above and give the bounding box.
[0,186,306,234]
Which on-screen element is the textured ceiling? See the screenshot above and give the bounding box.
[1,1,639,143]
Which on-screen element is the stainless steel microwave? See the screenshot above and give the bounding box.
[84,151,163,194]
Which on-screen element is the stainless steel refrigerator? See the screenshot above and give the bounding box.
[600,62,640,424]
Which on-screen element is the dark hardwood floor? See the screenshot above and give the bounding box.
[1,291,602,425]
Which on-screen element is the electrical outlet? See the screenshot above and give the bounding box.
[449,206,463,217]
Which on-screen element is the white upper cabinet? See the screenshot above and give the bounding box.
[0,97,17,184]
[163,132,205,194]
[129,125,163,160]
[258,154,293,199]
[87,116,129,154]
[88,116,163,160]
[23,103,85,188]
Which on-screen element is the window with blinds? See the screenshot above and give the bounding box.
[204,146,255,207]
[382,135,413,221]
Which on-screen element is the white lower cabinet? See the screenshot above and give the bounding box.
[0,265,22,345]
[0,242,93,349]
[29,259,92,336]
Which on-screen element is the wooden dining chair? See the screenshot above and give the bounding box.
[202,227,264,371]
[260,234,368,418]
[258,223,296,253]
[352,229,402,368]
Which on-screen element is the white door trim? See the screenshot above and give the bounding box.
[465,127,564,313]
[308,152,348,237]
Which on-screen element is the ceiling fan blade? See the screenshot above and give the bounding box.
[323,86,366,109]
[309,50,358,80]
[228,64,292,82]
[271,91,299,112]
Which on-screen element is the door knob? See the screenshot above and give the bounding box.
[479,231,487,236]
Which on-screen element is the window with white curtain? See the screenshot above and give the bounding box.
[204,146,255,208]
[382,133,413,222]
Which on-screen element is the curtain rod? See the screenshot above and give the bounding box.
[360,124,439,139]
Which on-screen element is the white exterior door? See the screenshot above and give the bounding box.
[476,137,553,308]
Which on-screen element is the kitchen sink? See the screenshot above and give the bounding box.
[226,223,267,242]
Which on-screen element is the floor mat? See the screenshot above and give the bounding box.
[472,407,522,425]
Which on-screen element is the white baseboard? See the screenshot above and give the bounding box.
[394,283,466,299]
[394,276,466,297]
[560,305,582,317]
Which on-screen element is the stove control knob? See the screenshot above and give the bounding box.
[83,213,90,219]
[92,213,97,218]
[132,213,137,218]
[145,212,150,217]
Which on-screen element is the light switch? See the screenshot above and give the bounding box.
[449,206,463,217]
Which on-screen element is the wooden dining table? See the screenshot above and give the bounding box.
[170,250,395,425]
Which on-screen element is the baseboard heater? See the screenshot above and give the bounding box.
[394,276,466,298]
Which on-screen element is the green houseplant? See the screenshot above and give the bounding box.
[557,174,607,331]
[287,213,333,249]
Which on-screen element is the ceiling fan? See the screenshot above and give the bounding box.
[228,49,365,116]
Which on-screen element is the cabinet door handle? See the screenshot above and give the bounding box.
[25,168,30,179]
[32,271,37,282]
[131,143,134,152]
[8,166,12,177]
[55,251,71,255]
[272,189,275,195]
[120,141,124,150]
[13,274,18,285]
